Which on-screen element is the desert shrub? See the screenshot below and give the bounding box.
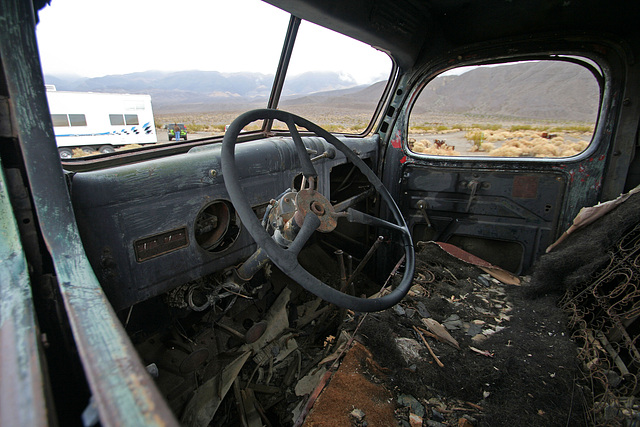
[549,124,594,133]
[72,148,97,158]
[119,144,142,151]
[412,139,460,156]
[348,123,367,133]
[503,140,528,149]
[243,124,262,132]
[465,131,484,144]
[510,124,533,132]
[412,140,428,152]
[559,141,590,156]
[489,146,522,157]
[420,145,460,156]
[531,143,560,157]
[187,123,209,132]
[409,125,435,133]
[479,142,495,152]
[470,123,502,131]
[322,124,343,132]
[549,136,565,145]
[470,142,495,152]
[486,131,510,142]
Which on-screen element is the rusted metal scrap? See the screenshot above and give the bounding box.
[427,242,521,285]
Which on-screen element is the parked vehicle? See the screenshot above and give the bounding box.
[46,89,157,158]
[2,0,640,426]
[167,123,187,141]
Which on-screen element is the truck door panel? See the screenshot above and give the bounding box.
[379,54,625,275]
[401,166,566,273]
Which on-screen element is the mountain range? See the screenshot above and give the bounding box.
[45,61,599,122]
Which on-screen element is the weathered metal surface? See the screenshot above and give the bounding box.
[293,189,337,232]
[400,165,567,273]
[235,247,270,281]
[1,0,178,425]
[0,160,48,427]
[70,134,376,310]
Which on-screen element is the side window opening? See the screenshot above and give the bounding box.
[109,114,125,126]
[68,114,87,126]
[125,114,139,125]
[408,60,600,159]
[51,114,69,127]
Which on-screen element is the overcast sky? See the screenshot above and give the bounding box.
[35,0,391,84]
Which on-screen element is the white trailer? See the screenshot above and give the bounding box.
[45,89,158,158]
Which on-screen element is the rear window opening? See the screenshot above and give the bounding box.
[407,60,601,159]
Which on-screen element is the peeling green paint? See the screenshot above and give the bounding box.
[0,160,47,426]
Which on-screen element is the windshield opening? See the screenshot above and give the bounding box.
[35,0,392,162]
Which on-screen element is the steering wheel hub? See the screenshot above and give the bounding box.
[293,189,336,233]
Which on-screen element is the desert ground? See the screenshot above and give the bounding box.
[68,110,594,160]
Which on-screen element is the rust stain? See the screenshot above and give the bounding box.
[304,342,396,426]
[512,175,538,199]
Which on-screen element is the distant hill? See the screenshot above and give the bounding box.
[45,61,599,121]
[45,70,359,113]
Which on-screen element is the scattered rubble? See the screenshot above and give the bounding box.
[152,187,640,426]
[196,240,586,426]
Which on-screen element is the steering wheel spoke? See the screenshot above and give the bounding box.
[345,208,408,235]
[287,212,321,256]
[221,109,415,312]
[286,114,318,180]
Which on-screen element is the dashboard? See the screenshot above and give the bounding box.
[70,135,379,310]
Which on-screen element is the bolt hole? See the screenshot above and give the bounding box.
[242,319,254,330]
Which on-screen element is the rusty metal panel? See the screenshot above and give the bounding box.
[0,161,48,426]
[0,0,178,425]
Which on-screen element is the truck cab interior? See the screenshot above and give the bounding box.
[2,0,640,426]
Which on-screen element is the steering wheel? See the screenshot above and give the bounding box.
[221,109,414,312]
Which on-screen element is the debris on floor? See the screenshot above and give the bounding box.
[164,239,587,427]
[144,186,640,426]
[351,243,587,427]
